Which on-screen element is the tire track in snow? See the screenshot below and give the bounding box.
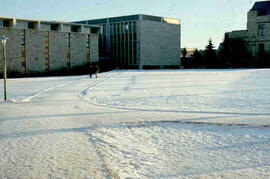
[117,119,270,128]
[79,71,124,178]
[86,132,121,179]
[17,76,87,103]
[79,71,124,98]
[80,72,270,123]
[82,93,270,117]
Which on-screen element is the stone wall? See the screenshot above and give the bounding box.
[49,31,67,71]
[140,20,181,67]
[25,29,45,73]
[0,27,99,76]
[70,33,87,68]
[90,33,99,63]
[0,28,22,74]
[228,10,270,58]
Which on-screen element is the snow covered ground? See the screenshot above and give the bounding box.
[0,69,270,178]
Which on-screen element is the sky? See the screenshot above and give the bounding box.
[0,0,264,49]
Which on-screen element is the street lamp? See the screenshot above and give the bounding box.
[1,36,8,101]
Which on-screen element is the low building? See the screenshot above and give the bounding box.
[74,14,181,69]
[181,48,196,58]
[227,1,270,59]
[0,17,100,75]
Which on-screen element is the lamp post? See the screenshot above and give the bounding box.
[1,36,8,101]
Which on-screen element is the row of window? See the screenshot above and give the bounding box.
[111,40,137,66]
[21,31,26,72]
[110,21,137,65]
[110,21,137,34]
[44,31,50,72]
[0,19,94,33]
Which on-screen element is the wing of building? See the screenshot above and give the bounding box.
[74,14,181,69]
[0,17,100,75]
[226,1,270,60]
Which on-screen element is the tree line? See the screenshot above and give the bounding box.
[182,34,270,69]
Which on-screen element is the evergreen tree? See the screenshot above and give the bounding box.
[182,48,187,59]
[219,33,253,68]
[204,39,217,68]
[218,33,231,68]
[192,49,203,68]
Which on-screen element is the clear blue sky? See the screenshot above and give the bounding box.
[0,0,263,49]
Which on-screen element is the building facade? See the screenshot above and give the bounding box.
[75,14,181,69]
[227,1,270,59]
[0,17,100,75]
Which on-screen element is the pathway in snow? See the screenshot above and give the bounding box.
[0,69,270,178]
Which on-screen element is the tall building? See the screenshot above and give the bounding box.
[0,17,100,75]
[74,14,181,69]
[227,1,270,59]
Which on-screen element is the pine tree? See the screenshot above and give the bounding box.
[204,39,217,68]
[182,48,187,59]
[192,49,202,68]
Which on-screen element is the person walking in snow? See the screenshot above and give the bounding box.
[95,65,99,78]
[89,65,96,79]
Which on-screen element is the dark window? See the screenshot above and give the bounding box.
[117,23,120,34]
[110,24,113,34]
[103,24,106,34]
[259,43,265,55]
[71,26,79,32]
[28,22,34,29]
[87,35,90,48]
[90,28,99,33]
[51,24,59,31]
[133,22,137,33]
[3,20,10,27]
[133,32,137,40]
[258,24,265,36]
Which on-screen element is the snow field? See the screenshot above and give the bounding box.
[1,69,270,178]
[87,122,270,178]
[85,69,270,115]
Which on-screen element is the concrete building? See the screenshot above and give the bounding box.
[227,1,270,59]
[0,17,100,75]
[74,14,181,69]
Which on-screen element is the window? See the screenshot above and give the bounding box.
[0,20,3,27]
[110,24,113,34]
[66,33,71,47]
[16,21,28,29]
[3,20,10,27]
[71,26,80,32]
[21,31,25,45]
[41,24,50,30]
[259,43,264,55]
[125,22,129,32]
[258,24,265,36]
[103,24,106,34]
[28,22,34,29]
[87,35,90,48]
[51,24,59,31]
[133,21,137,33]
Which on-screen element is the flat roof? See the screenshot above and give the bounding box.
[0,16,101,29]
[74,14,180,25]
